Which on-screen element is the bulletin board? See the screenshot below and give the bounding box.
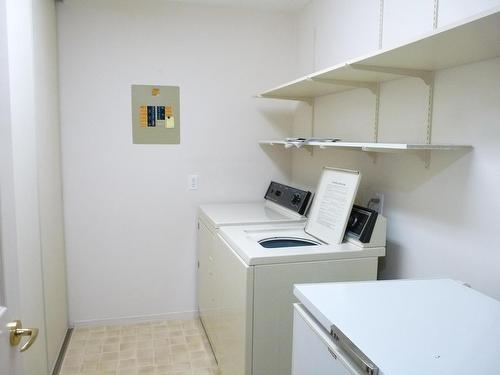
[131,85,180,144]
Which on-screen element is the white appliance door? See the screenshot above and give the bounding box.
[292,304,364,375]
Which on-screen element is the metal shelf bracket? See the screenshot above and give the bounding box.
[365,151,378,164]
[304,145,314,156]
[256,95,314,105]
[307,77,379,95]
[416,150,432,169]
[283,143,314,156]
[349,64,435,86]
[361,147,382,164]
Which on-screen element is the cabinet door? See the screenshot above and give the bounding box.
[292,304,363,375]
[197,220,217,352]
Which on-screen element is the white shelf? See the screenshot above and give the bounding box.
[259,140,472,153]
[259,6,500,100]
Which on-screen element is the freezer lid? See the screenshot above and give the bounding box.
[305,167,361,245]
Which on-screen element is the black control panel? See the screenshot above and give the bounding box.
[345,205,378,243]
[264,181,312,215]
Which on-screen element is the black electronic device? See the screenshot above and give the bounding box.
[345,205,379,243]
[264,182,312,215]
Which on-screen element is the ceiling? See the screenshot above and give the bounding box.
[173,0,311,12]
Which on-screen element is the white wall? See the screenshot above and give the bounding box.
[291,0,500,299]
[57,0,297,324]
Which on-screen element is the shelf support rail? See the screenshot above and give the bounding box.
[426,76,435,145]
[373,83,381,143]
[310,101,315,157]
[433,0,440,29]
[370,83,381,164]
[378,0,385,49]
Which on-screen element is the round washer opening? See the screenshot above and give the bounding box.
[258,237,320,249]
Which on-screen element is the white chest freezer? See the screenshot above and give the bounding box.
[292,279,500,375]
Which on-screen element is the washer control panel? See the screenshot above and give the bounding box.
[264,182,312,215]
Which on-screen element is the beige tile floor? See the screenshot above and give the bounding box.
[59,318,219,375]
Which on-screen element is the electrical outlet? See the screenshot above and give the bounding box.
[189,174,198,190]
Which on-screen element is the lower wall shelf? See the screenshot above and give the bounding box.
[259,140,472,152]
[259,140,472,168]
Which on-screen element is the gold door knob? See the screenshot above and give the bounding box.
[6,320,39,352]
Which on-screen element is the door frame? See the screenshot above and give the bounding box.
[0,0,51,373]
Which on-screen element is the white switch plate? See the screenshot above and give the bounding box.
[189,175,198,190]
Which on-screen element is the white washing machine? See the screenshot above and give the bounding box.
[211,168,387,375]
[197,182,313,361]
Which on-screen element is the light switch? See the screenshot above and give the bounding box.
[189,175,198,190]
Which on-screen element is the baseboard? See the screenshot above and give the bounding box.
[70,310,199,328]
[52,328,73,375]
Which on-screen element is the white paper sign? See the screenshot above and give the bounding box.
[305,168,361,244]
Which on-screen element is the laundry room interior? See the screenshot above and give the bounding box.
[1,0,500,374]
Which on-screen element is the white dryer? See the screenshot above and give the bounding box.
[212,168,387,375]
[197,182,313,361]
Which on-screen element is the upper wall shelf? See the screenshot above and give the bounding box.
[258,6,500,100]
[259,140,473,167]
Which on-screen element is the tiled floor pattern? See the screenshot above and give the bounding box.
[59,318,219,375]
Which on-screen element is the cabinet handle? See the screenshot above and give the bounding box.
[331,324,378,375]
[327,347,338,359]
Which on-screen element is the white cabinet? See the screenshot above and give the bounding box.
[292,304,364,375]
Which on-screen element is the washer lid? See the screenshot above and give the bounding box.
[305,167,361,245]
